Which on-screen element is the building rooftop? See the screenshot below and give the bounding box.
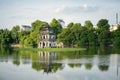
[21,25,31,28]
[41,25,55,35]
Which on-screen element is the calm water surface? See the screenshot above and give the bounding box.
[0,47,120,80]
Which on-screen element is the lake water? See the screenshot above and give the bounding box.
[0,47,120,80]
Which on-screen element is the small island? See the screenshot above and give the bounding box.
[0,18,120,51]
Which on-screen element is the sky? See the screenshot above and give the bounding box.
[0,0,120,29]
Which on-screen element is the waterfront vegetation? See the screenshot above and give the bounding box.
[0,37,120,80]
[0,18,120,48]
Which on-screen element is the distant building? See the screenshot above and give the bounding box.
[57,19,65,28]
[110,23,120,31]
[110,13,120,31]
[38,25,56,48]
[20,25,31,31]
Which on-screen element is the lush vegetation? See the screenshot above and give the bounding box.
[0,18,120,48]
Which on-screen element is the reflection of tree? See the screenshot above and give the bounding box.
[98,65,109,71]
[13,60,20,65]
[0,46,13,62]
[97,55,110,71]
[20,51,31,64]
[68,63,92,70]
[31,53,42,71]
[1,46,118,73]
[12,51,20,66]
[98,46,112,55]
[57,51,82,59]
[85,63,92,70]
[52,63,62,72]
[87,46,98,55]
[32,62,42,71]
[68,64,82,68]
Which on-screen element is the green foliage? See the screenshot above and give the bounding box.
[19,20,48,47]
[84,20,93,29]
[0,29,4,44]
[50,18,62,36]
[71,23,81,42]
[112,25,120,46]
[58,22,83,47]
[11,25,20,32]
[0,29,12,45]
[19,31,30,46]
[11,25,20,43]
[67,22,74,28]
[97,19,110,31]
[31,20,48,32]
[58,21,98,47]
[79,28,89,46]
[98,30,111,46]
[88,29,98,46]
[0,18,119,48]
[97,19,111,46]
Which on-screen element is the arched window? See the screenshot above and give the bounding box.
[49,43,51,47]
[43,35,45,39]
[43,42,45,48]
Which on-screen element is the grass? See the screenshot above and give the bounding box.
[14,47,86,52]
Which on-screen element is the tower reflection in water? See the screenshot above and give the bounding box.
[39,51,62,73]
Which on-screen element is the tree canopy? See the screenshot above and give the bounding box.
[1,18,120,48]
[50,18,62,36]
[84,20,93,29]
[97,19,110,31]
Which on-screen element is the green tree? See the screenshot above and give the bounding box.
[79,28,89,46]
[58,22,82,47]
[88,29,98,46]
[97,19,110,31]
[21,20,48,47]
[0,29,12,45]
[70,23,82,46]
[112,25,120,46]
[19,31,30,47]
[11,25,20,32]
[97,19,111,46]
[98,30,111,46]
[84,20,93,29]
[66,22,74,28]
[31,20,47,32]
[50,18,62,36]
[0,29,4,44]
[57,28,72,47]
[11,25,20,43]
[83,21,98,46]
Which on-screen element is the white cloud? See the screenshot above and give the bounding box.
[54,4,99,15]
[55,5,66,13]
[0,0,119,29]
[83,4,88,9]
